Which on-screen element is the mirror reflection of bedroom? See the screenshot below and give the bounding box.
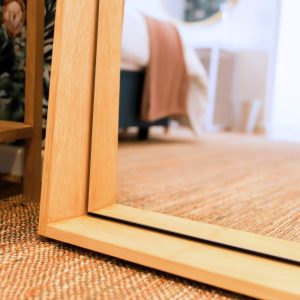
[117,0,300,243]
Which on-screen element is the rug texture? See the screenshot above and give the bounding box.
[118,132,300,242]
[0,180,247,299]
[2,132,300,299]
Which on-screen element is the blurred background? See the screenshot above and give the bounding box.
[120,0,292,140]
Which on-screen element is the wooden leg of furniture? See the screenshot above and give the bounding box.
[23,0,44,200]
[138,128,149,140]
[23,137,42,201]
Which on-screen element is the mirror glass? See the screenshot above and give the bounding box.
[110,0,300,258]
[162,0,229,23]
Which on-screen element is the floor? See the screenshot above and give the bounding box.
[0,179,247,299]
[1,131,300,299]
[118,131,300,242]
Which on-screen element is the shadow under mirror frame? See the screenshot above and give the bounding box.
[39,0,300,299]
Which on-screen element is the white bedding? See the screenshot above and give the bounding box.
[121,10,208,135]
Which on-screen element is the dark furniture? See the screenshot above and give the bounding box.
[119,70,168,140]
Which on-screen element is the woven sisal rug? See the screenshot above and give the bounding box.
[118,132,300,242]
[0,182,247,299]
[2,132,300,299]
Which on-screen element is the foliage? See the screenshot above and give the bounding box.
[0,0,55,127]
[0,0,26,120]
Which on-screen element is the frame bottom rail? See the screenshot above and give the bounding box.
[43,215,300,300]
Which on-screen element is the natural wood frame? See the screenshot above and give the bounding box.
[39,1,300,299]
[0,0,44,200]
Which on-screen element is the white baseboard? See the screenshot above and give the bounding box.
[0,145,24,176]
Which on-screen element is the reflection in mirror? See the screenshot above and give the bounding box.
[113,0,300,253]
[162,0,233,23]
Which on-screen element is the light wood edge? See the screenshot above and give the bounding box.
[39,0,99,232]
[43,215,300,300]
[93,204,300,263]
[88,0,124,211]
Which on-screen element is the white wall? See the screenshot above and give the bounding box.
[163,0,186,21]
[270,0,300,141]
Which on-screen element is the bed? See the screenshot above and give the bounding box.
[119,70,168,140]
[121,9,208,138]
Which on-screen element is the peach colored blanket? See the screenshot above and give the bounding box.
[141,16,189,122]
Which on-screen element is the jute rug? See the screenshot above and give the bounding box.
[0,180,246,299]
[1,132,300,299]
[118,132,300,242]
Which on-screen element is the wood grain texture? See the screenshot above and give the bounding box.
[38,2,300,298]
[95,204,300,264]
[39,0,99,231]
[45,216,300,300]
[88,0,124,212]
[0,121,33,143]
[1,187,247,300]
[23,0,44,200]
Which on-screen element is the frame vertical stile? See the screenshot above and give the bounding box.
[39,0,99,233]
[88,0,124,212]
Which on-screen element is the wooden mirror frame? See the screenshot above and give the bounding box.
[39,1,300,299]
